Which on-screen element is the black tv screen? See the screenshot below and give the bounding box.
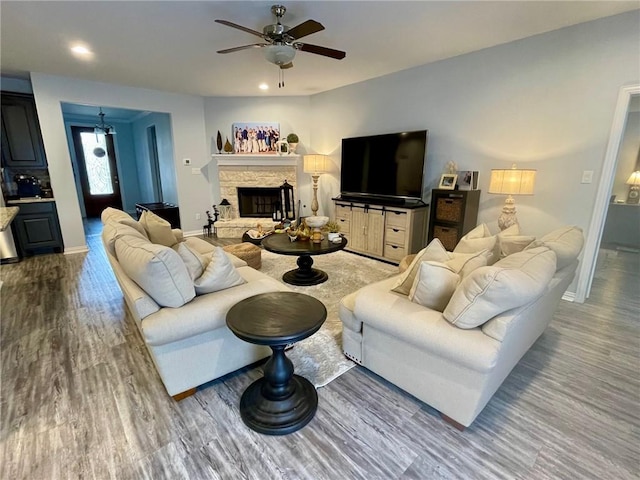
[340,130,427,201]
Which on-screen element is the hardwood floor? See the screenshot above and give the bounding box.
[1,226,638,479]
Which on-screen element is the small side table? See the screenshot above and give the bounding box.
[226,292,327,435]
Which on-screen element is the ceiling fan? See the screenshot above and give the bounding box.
[215,4,346,73]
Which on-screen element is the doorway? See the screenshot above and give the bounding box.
[70,126,123,217]
[577,84,640,302]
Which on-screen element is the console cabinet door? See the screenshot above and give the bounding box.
[1,94,47,168]
[365,209,384,256]
[350,209,368,252]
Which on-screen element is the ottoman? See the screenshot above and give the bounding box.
[223,242,262,270]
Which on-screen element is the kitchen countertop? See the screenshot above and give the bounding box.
[6,197,55,204]
[0,206,20,231]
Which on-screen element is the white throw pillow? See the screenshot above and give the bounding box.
[453,223,498,265]
[139,210,178,247]
[392,238,449,295]
[525,225,584,269]
[101,221,148,257]
[409,261,460,312]
[498,235,536,258]
[115,235,195,308]
[173,242,209,280]
[443,247,557,329]
[446,249,490,278]
[101,207,148,237]
[194,247,246,295]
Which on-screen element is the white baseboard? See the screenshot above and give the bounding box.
[562,291,576,302]
[64,245,89,255]
[182,230,204,238]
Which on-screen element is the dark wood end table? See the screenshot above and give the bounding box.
[226,291,327,435]
[261,233,348,286]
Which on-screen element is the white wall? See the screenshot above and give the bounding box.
[309,11,640,293]
[30,73,209,250]
[202,96,315,216]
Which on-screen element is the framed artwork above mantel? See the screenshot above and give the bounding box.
[231,122,280,154]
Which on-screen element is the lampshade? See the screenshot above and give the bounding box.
[625,171,640,186]
[303,155,329,174]
[488,167,536,195]
[263,44,296,66]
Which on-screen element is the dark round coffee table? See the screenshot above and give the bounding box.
[261,233,348,286]
[226,291,327,435]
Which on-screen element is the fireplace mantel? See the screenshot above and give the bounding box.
[213,154,300,167]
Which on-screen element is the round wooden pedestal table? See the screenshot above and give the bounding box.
[226,291,327,435]
[261,233,348,286]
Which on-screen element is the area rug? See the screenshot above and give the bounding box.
[259,249,397,387]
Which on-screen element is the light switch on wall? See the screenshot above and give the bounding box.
[191,168,200,175]
[581,170,593,184]
[183,158,191,166]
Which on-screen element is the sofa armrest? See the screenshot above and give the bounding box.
[354,288,500,373]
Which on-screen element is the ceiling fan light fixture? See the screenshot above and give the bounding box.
[263,44,296,66]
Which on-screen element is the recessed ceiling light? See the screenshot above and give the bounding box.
[70,44,93,58]
[259,83,269,91]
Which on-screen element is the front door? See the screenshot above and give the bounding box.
[71,126,122,217]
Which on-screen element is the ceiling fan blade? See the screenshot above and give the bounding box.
[215,19,266,39]
[279,62,294,70]
[297,43,346,60]
[217,44,267,54]
[286,20,324,40]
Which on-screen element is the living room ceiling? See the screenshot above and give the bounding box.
[1,1,637,97]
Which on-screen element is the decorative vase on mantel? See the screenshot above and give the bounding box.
[216,130,223,154]
[223,137,233,153]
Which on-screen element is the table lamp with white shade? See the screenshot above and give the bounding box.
[625,170,640,204]
[488,165,537,230]
[303,154,330,216]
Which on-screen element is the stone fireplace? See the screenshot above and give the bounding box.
[215,155,298,237]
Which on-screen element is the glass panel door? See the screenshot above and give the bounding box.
[79,132,114,195]
[71,126,122,217]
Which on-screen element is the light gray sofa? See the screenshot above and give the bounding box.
[339,225,584,429]
[101,208,289,399]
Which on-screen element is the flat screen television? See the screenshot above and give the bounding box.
[340,130,427,203]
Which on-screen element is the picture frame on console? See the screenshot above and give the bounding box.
[456,170,479,190]
[231,122,280,154]
[439,173,458,190]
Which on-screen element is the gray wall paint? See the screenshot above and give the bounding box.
[309,11,640,241]
[131,112,176,205]
[25,10,640,280]
[203,96,313,214]
[30,73,207,250]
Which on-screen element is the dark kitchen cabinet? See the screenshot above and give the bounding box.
[427,189,481,251]
[1,93,48,168]
[12,201,63,256]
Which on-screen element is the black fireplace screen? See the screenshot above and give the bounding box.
[237,182,295,220]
